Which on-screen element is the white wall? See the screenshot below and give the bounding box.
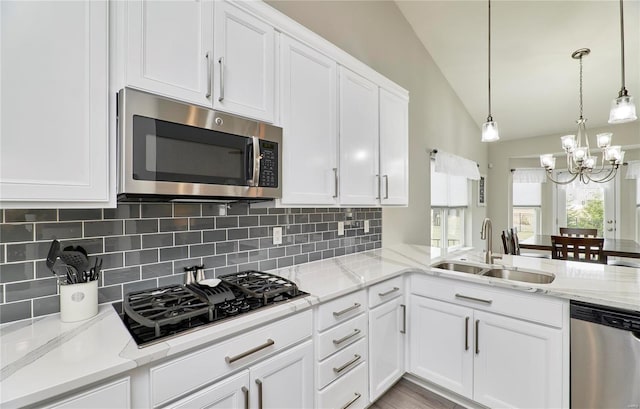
[488,121,640,251]
[267,0,488,248]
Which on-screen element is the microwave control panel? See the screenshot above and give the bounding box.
[259,141,278,187]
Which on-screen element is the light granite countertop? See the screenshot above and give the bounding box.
[1,244,639,408]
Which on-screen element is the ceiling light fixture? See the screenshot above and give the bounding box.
[609,0,637,124]
[481,0,499,142]
[540,48,624,185]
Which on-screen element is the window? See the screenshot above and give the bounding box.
[431,161,468,250]
[512,181,541,241]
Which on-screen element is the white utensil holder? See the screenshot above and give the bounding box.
[60,280,98,322]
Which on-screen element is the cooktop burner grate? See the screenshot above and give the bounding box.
[219,270,299,304]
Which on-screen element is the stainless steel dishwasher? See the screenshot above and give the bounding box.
[571,301,640,408]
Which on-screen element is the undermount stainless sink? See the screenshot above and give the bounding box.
[431,262,555,284]
[481,268,555,284]
[432,262,485,275]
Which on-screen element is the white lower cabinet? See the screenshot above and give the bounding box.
[39,377,130,409]
[368,290,405,401]
[167,371,250,409]
[409,275,566,408]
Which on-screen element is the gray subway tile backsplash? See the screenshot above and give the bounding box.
[0,205,381,324]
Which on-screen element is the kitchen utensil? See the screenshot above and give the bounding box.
[59,249,90,281]
[45,240,66,283]
[198,278,221,288]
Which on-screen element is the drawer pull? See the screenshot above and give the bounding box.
[333,329,361,345]
[455,293,493,305]
[333,303,361,317]
[341,392,362,409]
[225,339,274,363]
[378,287,400,297]
[242,386,249,409]
[333,354,362,374]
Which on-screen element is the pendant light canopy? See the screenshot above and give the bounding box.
[481,0,499,142]
[609,0,637,124]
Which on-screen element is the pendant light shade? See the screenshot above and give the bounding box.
[482,0,499,142]
[608,0,637,124]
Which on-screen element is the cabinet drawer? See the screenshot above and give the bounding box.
[316,361,368,409]
[316,338,367,390]
[317,313,367,361]
[411,274,565,328]
[150,310,312,407]
[316,290,366,332]
[368,276,404,307]
[41,377,130,409]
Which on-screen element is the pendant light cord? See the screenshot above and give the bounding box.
[487,0,492,119]
[619,0,626,92]
[579,54,584,120]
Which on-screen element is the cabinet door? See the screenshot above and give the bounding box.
[249,340,313,409]
[473,310,563,409]
[167,371,250,409]
[339,67,379,206]
[280,35,338,205]
[125,0,214,106]
[0,0,110,207]
[379,88,409,206]
[369,297,405,401]
[409,296,473,398]
[213,1,274,122]
[41,377,130,409]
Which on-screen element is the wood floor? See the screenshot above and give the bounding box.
[370,379,466,409]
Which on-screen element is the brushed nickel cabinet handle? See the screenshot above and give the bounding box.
[218,57,225,102]
[333,303,361,317]
[333,168,339,198]
[205,52,212,98]
[465,316,470,351]
[384,174,389,199]
[333,328,361,345]
[376,174,381,199]
[241,386,249,409]
[475,319,480,355]
[400,304,406,334]
[341,392,362,409]
[225,339,274,363]
[455,293,493,305]
[255,379,263,409]
[378,286,400,297]
[333,354,361,373]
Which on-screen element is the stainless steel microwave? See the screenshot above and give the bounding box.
[117,88,282,201]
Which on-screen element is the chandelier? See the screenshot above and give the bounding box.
[540,48,624,185]
[481,0,499,142]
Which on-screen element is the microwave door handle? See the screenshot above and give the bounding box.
[249,136,261,187]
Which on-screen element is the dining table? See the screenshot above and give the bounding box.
[520,235,640,259]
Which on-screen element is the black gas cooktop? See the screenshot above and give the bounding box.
[119,270,308,348]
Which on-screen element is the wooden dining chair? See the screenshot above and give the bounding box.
[510,228,551,259]
[550,235,606,264]
[559,227,598,238]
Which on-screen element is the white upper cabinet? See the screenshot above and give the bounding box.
[0,0,110,208]
[124,0,214,106]
[339,68,380,206]
[379,88,409,206]
[213,1,275,122]
[280,35,338,205]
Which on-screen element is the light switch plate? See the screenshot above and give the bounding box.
[364,220,370,233]
[338,221,345,236]
[273,226,283,245]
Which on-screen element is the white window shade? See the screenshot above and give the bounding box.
[512,168,547,183]
[636,179,640,205]
[431,161,468,207]
[626,161,640,179]
[513,182,541,206]
[433,150,480,180]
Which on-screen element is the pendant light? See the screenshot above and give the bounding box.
[481,0,499,142]
[608,0,637,124]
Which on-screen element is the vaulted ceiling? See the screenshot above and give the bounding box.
[395,0,640,141]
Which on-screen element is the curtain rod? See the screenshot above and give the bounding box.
[430,149,480,168]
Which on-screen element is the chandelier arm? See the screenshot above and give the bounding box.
[544,170,579,185]
[585,165,619,184]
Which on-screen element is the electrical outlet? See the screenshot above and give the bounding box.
[338,221,345,236]
[273,226,283,245]
[364,220,370,233]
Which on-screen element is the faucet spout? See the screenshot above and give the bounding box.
[481,218,492,264]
